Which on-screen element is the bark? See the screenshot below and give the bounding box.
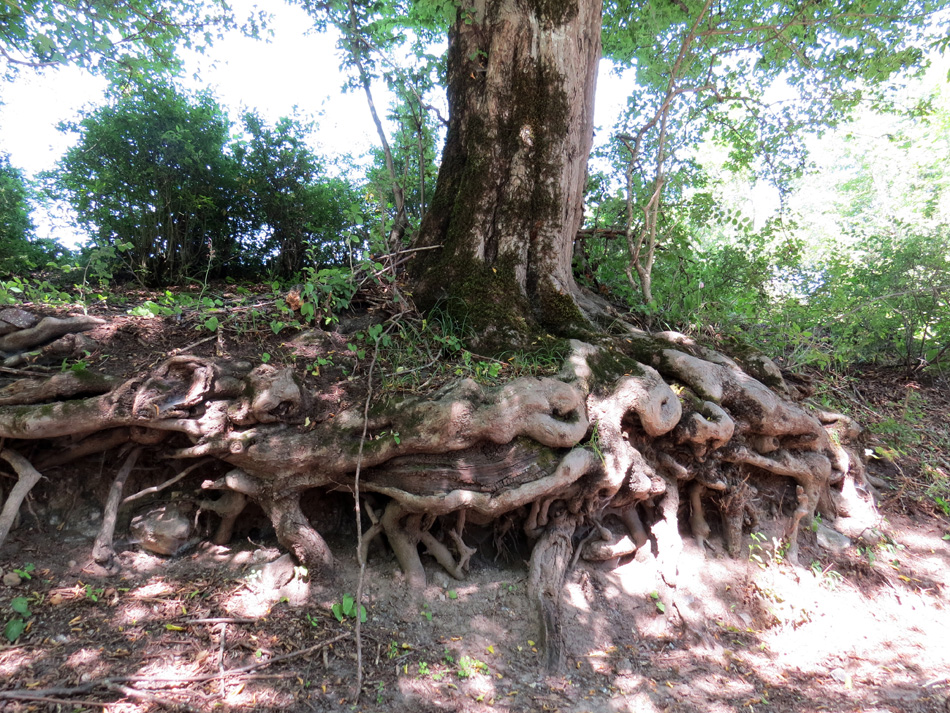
[411,0,603,339]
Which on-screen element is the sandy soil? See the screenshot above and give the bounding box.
[0,496,948,713]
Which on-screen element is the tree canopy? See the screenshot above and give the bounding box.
[0,0,258,76]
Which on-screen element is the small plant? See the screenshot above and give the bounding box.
[858,544,877,565]
[421,602,433,621]
[748,532,786,568]
[649,591,666,614]
[456,655,489,678]
[4,596,32,642]
[84,584,105,602]
[13,563,35,580]
[331,593,366,623]
[417,661,430,677]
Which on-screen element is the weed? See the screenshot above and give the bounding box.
[84,584,105,602]
[13,563,34,580]
[3,595,33,642]
[810,560,844,590]
[421,603,433,621]
[456,655,489,678]
[331,593,366,623]
[748,532,786,568]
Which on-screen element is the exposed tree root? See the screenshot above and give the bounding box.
[0,314,103,354]
[0,449,44,549]
[92,447,142,571]
[527,503,576,672]
[0,314,876,665]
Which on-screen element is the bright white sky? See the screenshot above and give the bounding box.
[0,1,629,246]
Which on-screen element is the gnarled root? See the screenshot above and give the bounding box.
[259,492,335,577]
[527,503,576,672]
[376,501,469,587]
[720,478,757,558]
[199,490,248,545]
[448,511,477,574]
[0,449,44,550]
[652,475,682,589]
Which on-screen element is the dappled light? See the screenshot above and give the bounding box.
[1,0,949,711]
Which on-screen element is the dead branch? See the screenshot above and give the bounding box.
[122,459,211,507]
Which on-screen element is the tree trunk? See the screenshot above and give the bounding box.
[410,0,602,345]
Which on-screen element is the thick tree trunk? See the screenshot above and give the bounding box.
[411,0,602,343]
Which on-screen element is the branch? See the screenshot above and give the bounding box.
[121,458,212,506]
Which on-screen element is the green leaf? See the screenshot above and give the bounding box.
[4,618,26,643]
[203,316,219,332]
[331,603,345,622]
[10,597,31,617]
[342,593,356,617]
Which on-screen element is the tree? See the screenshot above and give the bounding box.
[0,0,248,76]
[54,80,242,285]
[0,153,35,269]
[0,0,936,678]
[601,0,939,308]
[234,112,357,278]
[409,0,604,344]
[0,153,63,273]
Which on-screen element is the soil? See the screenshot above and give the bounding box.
[1,287,949,713]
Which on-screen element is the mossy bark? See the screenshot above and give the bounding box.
[410,0,602,347]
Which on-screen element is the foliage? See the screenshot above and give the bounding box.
[331,593,367,623]
[0,154,65,274]
[595,0,942,307]
[52,80,359,287]
[0,0,253,77]
[233,112,359,277]
[53,79,242,286]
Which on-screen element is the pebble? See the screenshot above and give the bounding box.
[2,572,21,587]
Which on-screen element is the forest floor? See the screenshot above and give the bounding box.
[1,286,949,713]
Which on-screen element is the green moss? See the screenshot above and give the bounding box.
[532,0,578,27]
[411,32,588,346]
[586,347,646,392]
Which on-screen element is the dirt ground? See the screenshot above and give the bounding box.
[1,290,949,713]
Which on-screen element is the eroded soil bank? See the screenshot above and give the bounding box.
[0,292,948,712]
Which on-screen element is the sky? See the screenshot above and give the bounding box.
[0,1,630,247]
